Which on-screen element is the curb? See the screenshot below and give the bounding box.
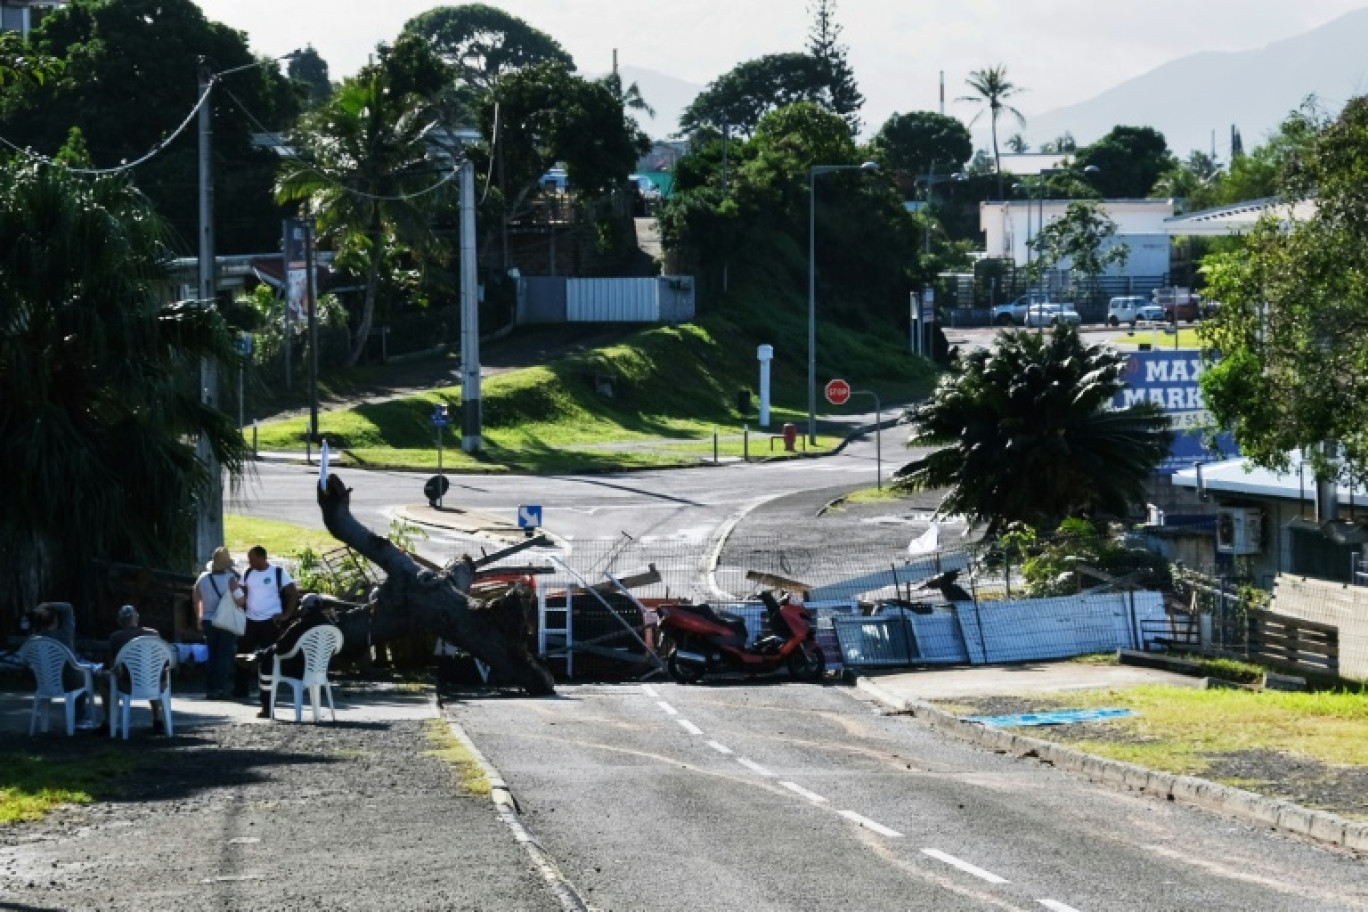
[438,701,590,912]
[853,675,1368,854]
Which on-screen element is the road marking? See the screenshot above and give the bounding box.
[921,849,1008,884]
[677,718,703,736]
[780,781,827,803]
[706,740,734,755]
[1038,901,1081,912]
[838,811,903,838]
[736,758,774,777]
[641,684,659,698]
[657,701,677,716]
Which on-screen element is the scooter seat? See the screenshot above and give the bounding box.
[694,603,750,638]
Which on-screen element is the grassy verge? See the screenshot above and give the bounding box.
[1111,326,1203,349]
[422,719,491,797]
[936,683,1368,781]
[251,316,934,473]
[224,513,339,557]
[0,745,140,825]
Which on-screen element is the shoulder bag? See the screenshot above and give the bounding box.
[210,574,246,636]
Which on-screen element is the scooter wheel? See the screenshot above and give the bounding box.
[787,645,826,682]
[667,653,707,685]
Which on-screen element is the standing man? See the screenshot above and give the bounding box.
[233,545,300,699]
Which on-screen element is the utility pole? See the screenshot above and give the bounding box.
[195,57,223,569]
[460,160,482,453]
[306,219,320,443]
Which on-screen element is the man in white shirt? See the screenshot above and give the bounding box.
[232,545,300,698]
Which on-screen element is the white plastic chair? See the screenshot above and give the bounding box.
[19,638,96,736]
[109,637,175,739]
[266,625,343,722]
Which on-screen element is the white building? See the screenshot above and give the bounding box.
[0,1,64,37]
[980,198,1175,277]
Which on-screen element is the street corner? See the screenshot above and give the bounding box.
[397,502,529,543]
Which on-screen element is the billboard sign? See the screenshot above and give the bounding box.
[1113,350,1237,474]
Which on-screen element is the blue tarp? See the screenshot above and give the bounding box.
[962,707,1137,727]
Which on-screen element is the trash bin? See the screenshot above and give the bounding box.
[782,423,797,452]
[736,390,751,415]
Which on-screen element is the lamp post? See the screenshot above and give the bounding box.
[809,161,879,445]
[195,50,299,567]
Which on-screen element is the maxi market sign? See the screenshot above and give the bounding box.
[1113,350,1237,475]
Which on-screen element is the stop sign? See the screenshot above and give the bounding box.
[825,378,851,406]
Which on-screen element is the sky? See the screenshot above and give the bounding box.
[194,0,1368,139]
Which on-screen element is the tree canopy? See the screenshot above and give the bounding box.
[1030,201,1129,284]
[0,159,251,612]
[0,0,299,254]
[402,3,573,101]
[869,111,972,179]
[1073,125,1174,198]
[805,0,863,134]
[288,44,333,108]
[1198,96,1368,477]
[678,53,826,138]
[895,327,1171,537]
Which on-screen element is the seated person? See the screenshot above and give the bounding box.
[104,605,174,734]
[249,594,336,720]
[29,601,102,727]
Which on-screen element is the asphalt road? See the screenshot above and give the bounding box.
[448,680,1368,912]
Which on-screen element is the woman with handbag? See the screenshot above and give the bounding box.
[193,547,245,699]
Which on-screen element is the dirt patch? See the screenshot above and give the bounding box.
[0,715,556,910]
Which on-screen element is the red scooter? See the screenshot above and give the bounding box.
[656,591,825,684]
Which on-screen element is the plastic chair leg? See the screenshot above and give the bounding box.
[119,698,132,740]
[308,685,321,723]
[324,683,336,722]
[64,697,77,736]
[163,692,174,737]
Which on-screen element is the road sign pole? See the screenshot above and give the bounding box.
[436,423,444,508]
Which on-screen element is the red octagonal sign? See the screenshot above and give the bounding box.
[825,378,851,406]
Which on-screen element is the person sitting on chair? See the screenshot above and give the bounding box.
[104,605,174,734]
[249,594,335,720]
[29,601,102,728]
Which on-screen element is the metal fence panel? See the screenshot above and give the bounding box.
[832,615,916,667]
[567,277,660,322]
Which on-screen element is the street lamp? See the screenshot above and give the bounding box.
[809,161,879,445]
[915,165,968,257]
[195,50,299,567]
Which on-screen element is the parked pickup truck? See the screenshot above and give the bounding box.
[992,292,1074,327]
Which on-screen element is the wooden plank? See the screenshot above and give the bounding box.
[744,570,814,596]
[566,564,661,596]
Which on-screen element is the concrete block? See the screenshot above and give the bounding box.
[1306,813,1348,847]
[1344,822,1368,852]
[1262,671,1307,691]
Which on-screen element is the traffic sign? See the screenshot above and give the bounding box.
[431,404,450,428]
[518,505,542,529]
[825,378,851,406]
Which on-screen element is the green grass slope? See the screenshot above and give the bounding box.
[253,309,933,473]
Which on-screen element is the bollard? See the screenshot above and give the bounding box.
[713,428,719,465]
[782,422,797,452]
[743,424,749,462]
[252,420,258,458]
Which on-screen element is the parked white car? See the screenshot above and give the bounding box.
[1024,303,1082,328]
[1107,295,1165,326]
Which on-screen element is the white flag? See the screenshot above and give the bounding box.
[907,521,941,557]
[319,439,330,491]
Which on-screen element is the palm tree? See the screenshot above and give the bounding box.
[277,67,447,367]
[0,160,251,616]
[958,65,1026,199]
[894,327,1172,538]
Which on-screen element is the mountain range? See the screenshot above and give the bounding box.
[608,9,1368,162]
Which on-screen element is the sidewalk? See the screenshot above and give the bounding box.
[0,684,565,911]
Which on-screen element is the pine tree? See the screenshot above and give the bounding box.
[806,0,863,134]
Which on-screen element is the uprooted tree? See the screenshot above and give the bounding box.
[318,472,556,695]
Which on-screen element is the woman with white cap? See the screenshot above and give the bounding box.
[192,547,244,699]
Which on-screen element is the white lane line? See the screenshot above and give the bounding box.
[736,758,774,777]
[1038,901,1081,912]
[657,701,678,716]
[780,781,827,803]
[838,810,903,838]
[641,684,659,698]
[706,740,734,755]
[677,718,704,736]
[921,849,1008,884]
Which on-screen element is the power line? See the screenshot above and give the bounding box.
[0,81,213,176]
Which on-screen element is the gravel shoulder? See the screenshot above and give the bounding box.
[0,699,558,911]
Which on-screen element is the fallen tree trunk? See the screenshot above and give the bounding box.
[318,473,556,695]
